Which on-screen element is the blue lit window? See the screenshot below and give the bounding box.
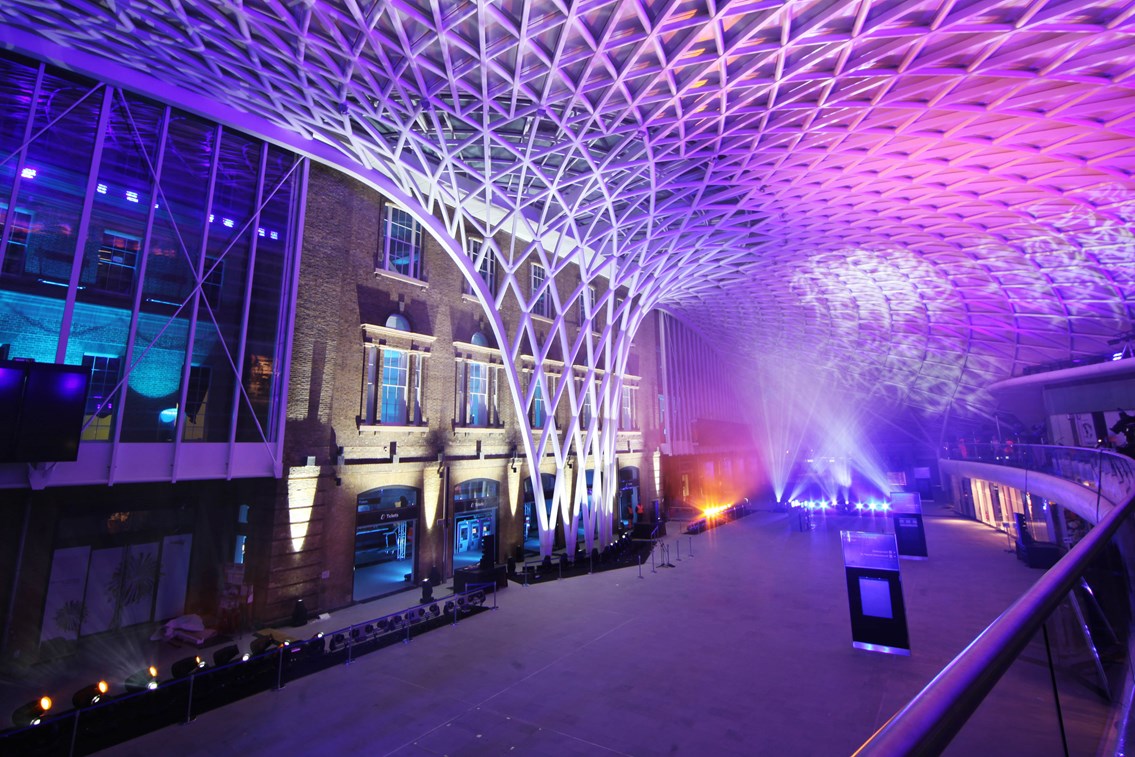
[81,354,121,440]
[530,374,555,428]
[457,332,497,428]
[380,349,409,424]
[362,314,424,426]
[467,362,488,426]
[381,206,423,279]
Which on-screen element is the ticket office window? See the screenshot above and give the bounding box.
[354,486,419,600]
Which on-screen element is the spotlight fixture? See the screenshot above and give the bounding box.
[420,578,433,604]
[124,666,160,692]
[11,696,52,727]
[302,632,325,658]
[213,644,249,666]
[171,655,207,678]
[72,680,109,709]
[250,635,281,656]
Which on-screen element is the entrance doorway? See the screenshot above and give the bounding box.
[452,478,499,570]
[619,466,640,527]
[354,486,418,600]
[523,473,555,555]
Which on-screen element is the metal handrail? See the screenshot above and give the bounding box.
[943,443,1135,509]
[853,486,1135,756]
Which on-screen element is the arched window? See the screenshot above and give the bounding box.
[354,486,419,600]
[452,478,500,570]
[385,313,410,331]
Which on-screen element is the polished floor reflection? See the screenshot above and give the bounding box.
[93,505,1109,756]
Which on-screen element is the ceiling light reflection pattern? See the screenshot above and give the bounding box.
[1,1,1133,418]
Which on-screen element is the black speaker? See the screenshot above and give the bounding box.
[480,533,496,568]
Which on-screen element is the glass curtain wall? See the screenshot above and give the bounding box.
[0,52,303,459]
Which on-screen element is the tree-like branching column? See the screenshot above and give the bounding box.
[8,1,1135,534]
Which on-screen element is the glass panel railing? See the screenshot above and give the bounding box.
[944,443,1135,508]
[0,584,497,756]
[855,452,1135,757]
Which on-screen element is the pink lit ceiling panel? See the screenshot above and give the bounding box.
[0,0,1132,417]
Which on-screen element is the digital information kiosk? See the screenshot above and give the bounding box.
[891,491,928,559]
[841,531,911,655]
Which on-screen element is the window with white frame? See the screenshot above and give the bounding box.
[381,205,423,279]
[580,383,593,426]
[455,332,501,428]
[464,238,497,298]
[530,373,557,428]
[380,348,410,424]
[531,263,552,318]
[467,361,489,425]
[362,314,427,426]
[620,385,639,430]
[587,284,600,331]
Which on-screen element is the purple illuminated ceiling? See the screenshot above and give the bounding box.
[1,0,1133,417]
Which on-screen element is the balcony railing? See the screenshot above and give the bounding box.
[855,445,1135,756]
[944,442,1135,510]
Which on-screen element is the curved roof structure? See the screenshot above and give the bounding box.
[2,0,1133,421]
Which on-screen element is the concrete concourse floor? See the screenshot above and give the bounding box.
[85,508,1117,755]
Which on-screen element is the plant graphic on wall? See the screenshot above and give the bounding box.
[106,549,161,629]
[53,599,86,635]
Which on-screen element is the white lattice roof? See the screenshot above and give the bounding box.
[2,0,1133,418]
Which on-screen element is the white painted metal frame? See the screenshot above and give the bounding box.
[4,1,1135,541]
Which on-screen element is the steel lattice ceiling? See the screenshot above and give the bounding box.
[1,0,1133,420]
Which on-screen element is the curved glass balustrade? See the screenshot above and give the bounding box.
[857,445,1135,756]
[943,443,1135,511]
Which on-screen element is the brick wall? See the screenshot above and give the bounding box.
[258,162,665,622]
